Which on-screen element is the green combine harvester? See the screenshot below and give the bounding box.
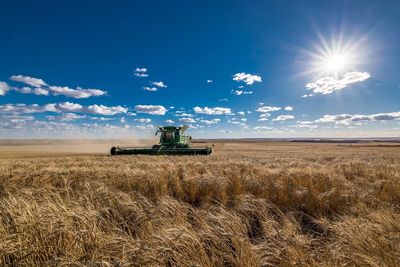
[110,125,213,155]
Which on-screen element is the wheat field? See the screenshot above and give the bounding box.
[0,141,399,266]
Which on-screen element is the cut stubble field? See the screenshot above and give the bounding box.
[0,141,399,266]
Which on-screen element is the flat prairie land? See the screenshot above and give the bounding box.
[0,141,399,266]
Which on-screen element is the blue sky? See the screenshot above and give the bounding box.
[1,0,399,138]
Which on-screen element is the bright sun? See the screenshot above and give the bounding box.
[297,32,369,79]
[310,47,358,78]
[324,54,347,72]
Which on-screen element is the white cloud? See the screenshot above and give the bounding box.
[259,113,271,119]
[186,124,199,129]
[233,90,253,95]
[199,118,220,125]
[239,123,249,129]
[47,113,86,122]
[57,102,83,112]
[284,106,293,111]
[166,119,175,124]
[136,124,155,130]
[291,124,318,129]
[258,118,269,121]
[48,86,106,98]
[14,86,49,96]
[306,72,370,95]
[256,106,281,113]
[0,82,10,95]
[143,87,158,91]
[206,80,213,83]
[0,115,36,131]
[86,104,128,115]
[0,102,127,116]
[315,111,400,125]
[10,75,47,87]
[151,81,167,88]
[272,115,294,121]
[218,98,228,102]
[9,74,107,98]
[33,88,50,96]
[135,118,152,123]
[0,103,57,114]
[301,94,314,98]
[0,117,140,138]
[135,68,147,72]
[193,106,232,115]
[174,112,194,117]
[296,121,314,125]
[134,73,149,77]
[218,129,232,133]
[120,117,126,123]
[1,114,35,125]
[134,68,148,77]
[315,115,355,125]
[89,117,116,121]
[233,73,262,85]
[134,105,167,115]
[237,111,245,116]
[14,87,31,94]
[55,102,127,115]
[179,117,196,123]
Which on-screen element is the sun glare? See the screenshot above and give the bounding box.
[324,54,346,72]
[312,45,356,78]
[295,30,370,79]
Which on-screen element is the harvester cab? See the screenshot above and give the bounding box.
[154,125,191,149]
[110,125,212,155]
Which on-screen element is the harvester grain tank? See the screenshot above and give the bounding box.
[110,125,213,155]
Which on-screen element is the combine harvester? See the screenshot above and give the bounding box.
[110,125,213,155]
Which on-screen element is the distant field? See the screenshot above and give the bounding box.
[0,141,399,266]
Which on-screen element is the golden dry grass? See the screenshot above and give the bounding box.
[0,141,399,266]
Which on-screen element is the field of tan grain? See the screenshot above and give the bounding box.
[0,141,399,266]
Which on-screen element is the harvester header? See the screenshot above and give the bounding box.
[110,125,212,155]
